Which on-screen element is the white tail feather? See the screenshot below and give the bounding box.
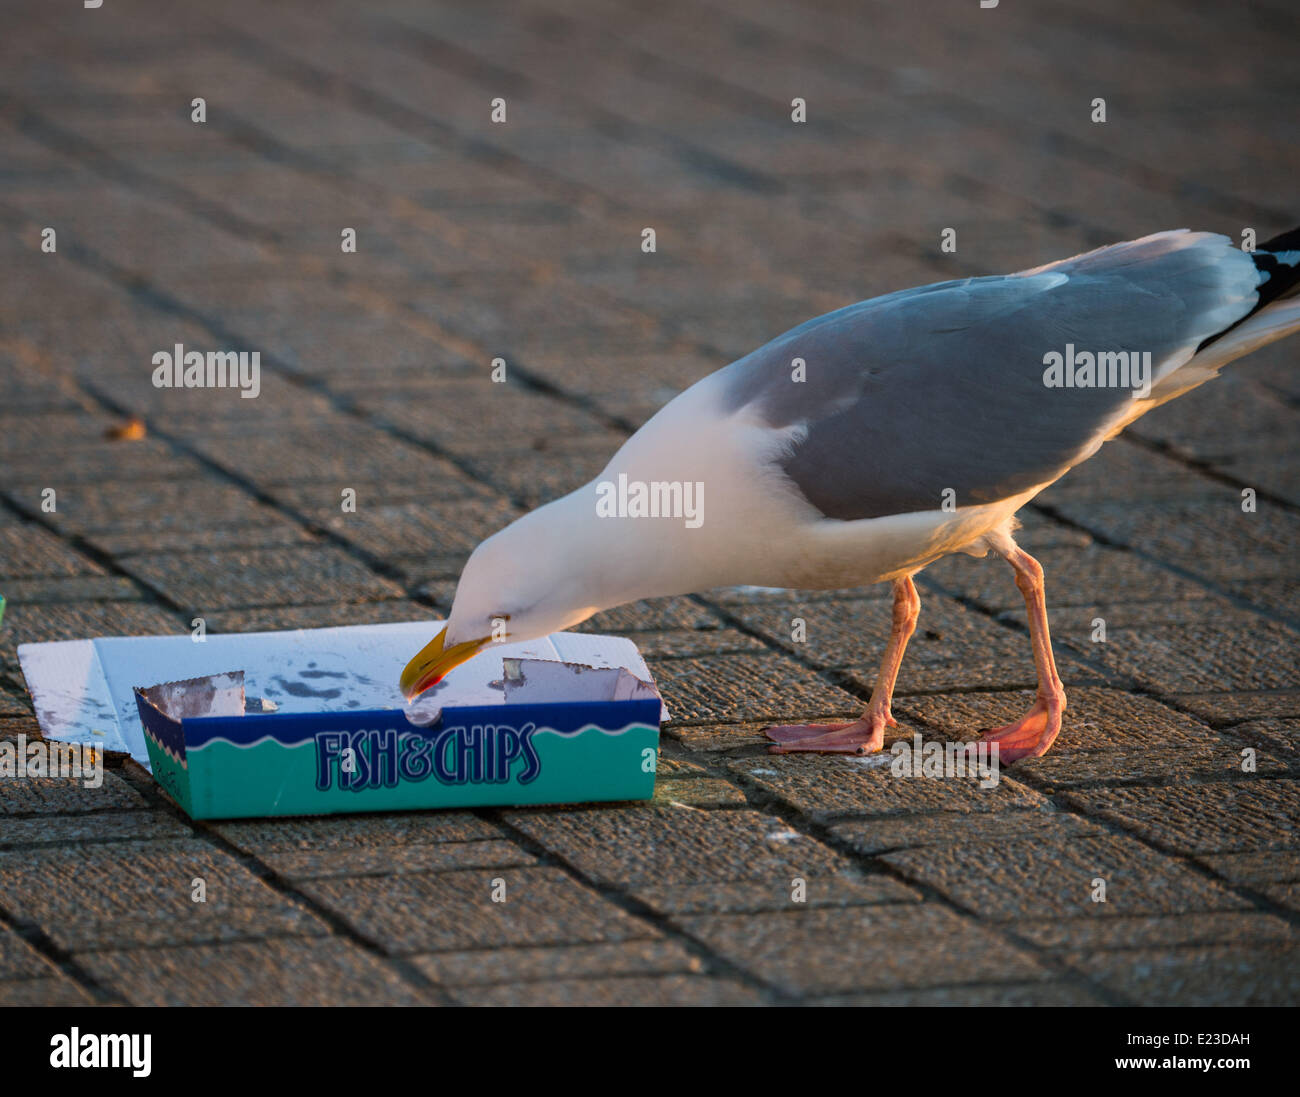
[1150,297,1300,407]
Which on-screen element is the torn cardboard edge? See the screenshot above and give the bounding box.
[502,657,659,704]
[134,658,659,759]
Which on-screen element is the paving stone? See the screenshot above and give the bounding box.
[203,599,432,633]
[897,687,1284,787]
[924,545,1211,613]
[213,812,530,879]
[1035,438,1221,504]
[0,769,147,815]
[189,423,485,492]
[0,372,85,414]
[0,576,143,603]
[1059,619,1300,692]
[505,806,848,887]
[107,377,337,433]
[1051,500,1300,585]
[214,811,502,849]
[118,545,403,609]
[846,651,1104,695]
[1169,691,1300,725]
[997,508,1094,550]
[1000,595,1251,633]
[298,866,658,953]
[724,740,1044,821]
[413,939,701,986]
[727,594,1025,670]
[32,478,281,535]
[666,720,788,752]
[76,937,429,1006]
[0,928,62,980]
[449,973,764,1006]
[1228,577,1300,621]
[651,752,713,778]
[1129,374,1297,464]
[574,596,725,633]
[1259,881,1300,912]
[677,904,1049,997]
[462,446,616,509]
[0,439,207,486]
[1196,851,1300,888]
[409,578,458,609]
[634,628,767,659]
[653,652,861,724]
[830,808,1104,857]
[266,477,490,517]
[447,281,652,344]
[1012,911,1299,952]
[0,601,183,672]
[630,873,921,916]
[0,838,327,950]
[0,809,192,849]
[652,777,748,808]
[87,519,320,557]
[318,497,521,565]
[1059,781,1300,855]
[583,384,692,428]
[881,833,1251,920]
[810,981,1106,1006]
[4,714,58,739]
[1056,944,1300,1006]
[243,839,534,880]
[359,379,622,456]
[0,524,104,580]
[0,976,95,1006]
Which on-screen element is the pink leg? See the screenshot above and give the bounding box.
[766,576,920,755]
[979,545,1066,763]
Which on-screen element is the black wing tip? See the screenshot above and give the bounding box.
[1260,224,1300,254]
[1194,224,1300,354]
[1253,223,1300,311]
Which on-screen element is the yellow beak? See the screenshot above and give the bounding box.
[399,626,490,700]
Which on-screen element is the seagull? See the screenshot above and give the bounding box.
[402,228,1300,763]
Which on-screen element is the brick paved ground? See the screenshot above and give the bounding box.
[1,0,1298,1005]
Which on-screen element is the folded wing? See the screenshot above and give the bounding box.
[719,230,1262,520]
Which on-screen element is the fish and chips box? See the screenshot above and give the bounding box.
[18,622,664,820]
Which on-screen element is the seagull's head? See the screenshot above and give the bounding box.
[399,493,609,700]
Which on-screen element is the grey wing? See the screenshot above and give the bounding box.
[720,230,1262,521]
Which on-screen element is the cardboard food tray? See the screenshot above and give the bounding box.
[18,621,664,819]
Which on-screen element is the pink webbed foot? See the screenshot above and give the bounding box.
[979,694,1064,763]
[765,713,889,755]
